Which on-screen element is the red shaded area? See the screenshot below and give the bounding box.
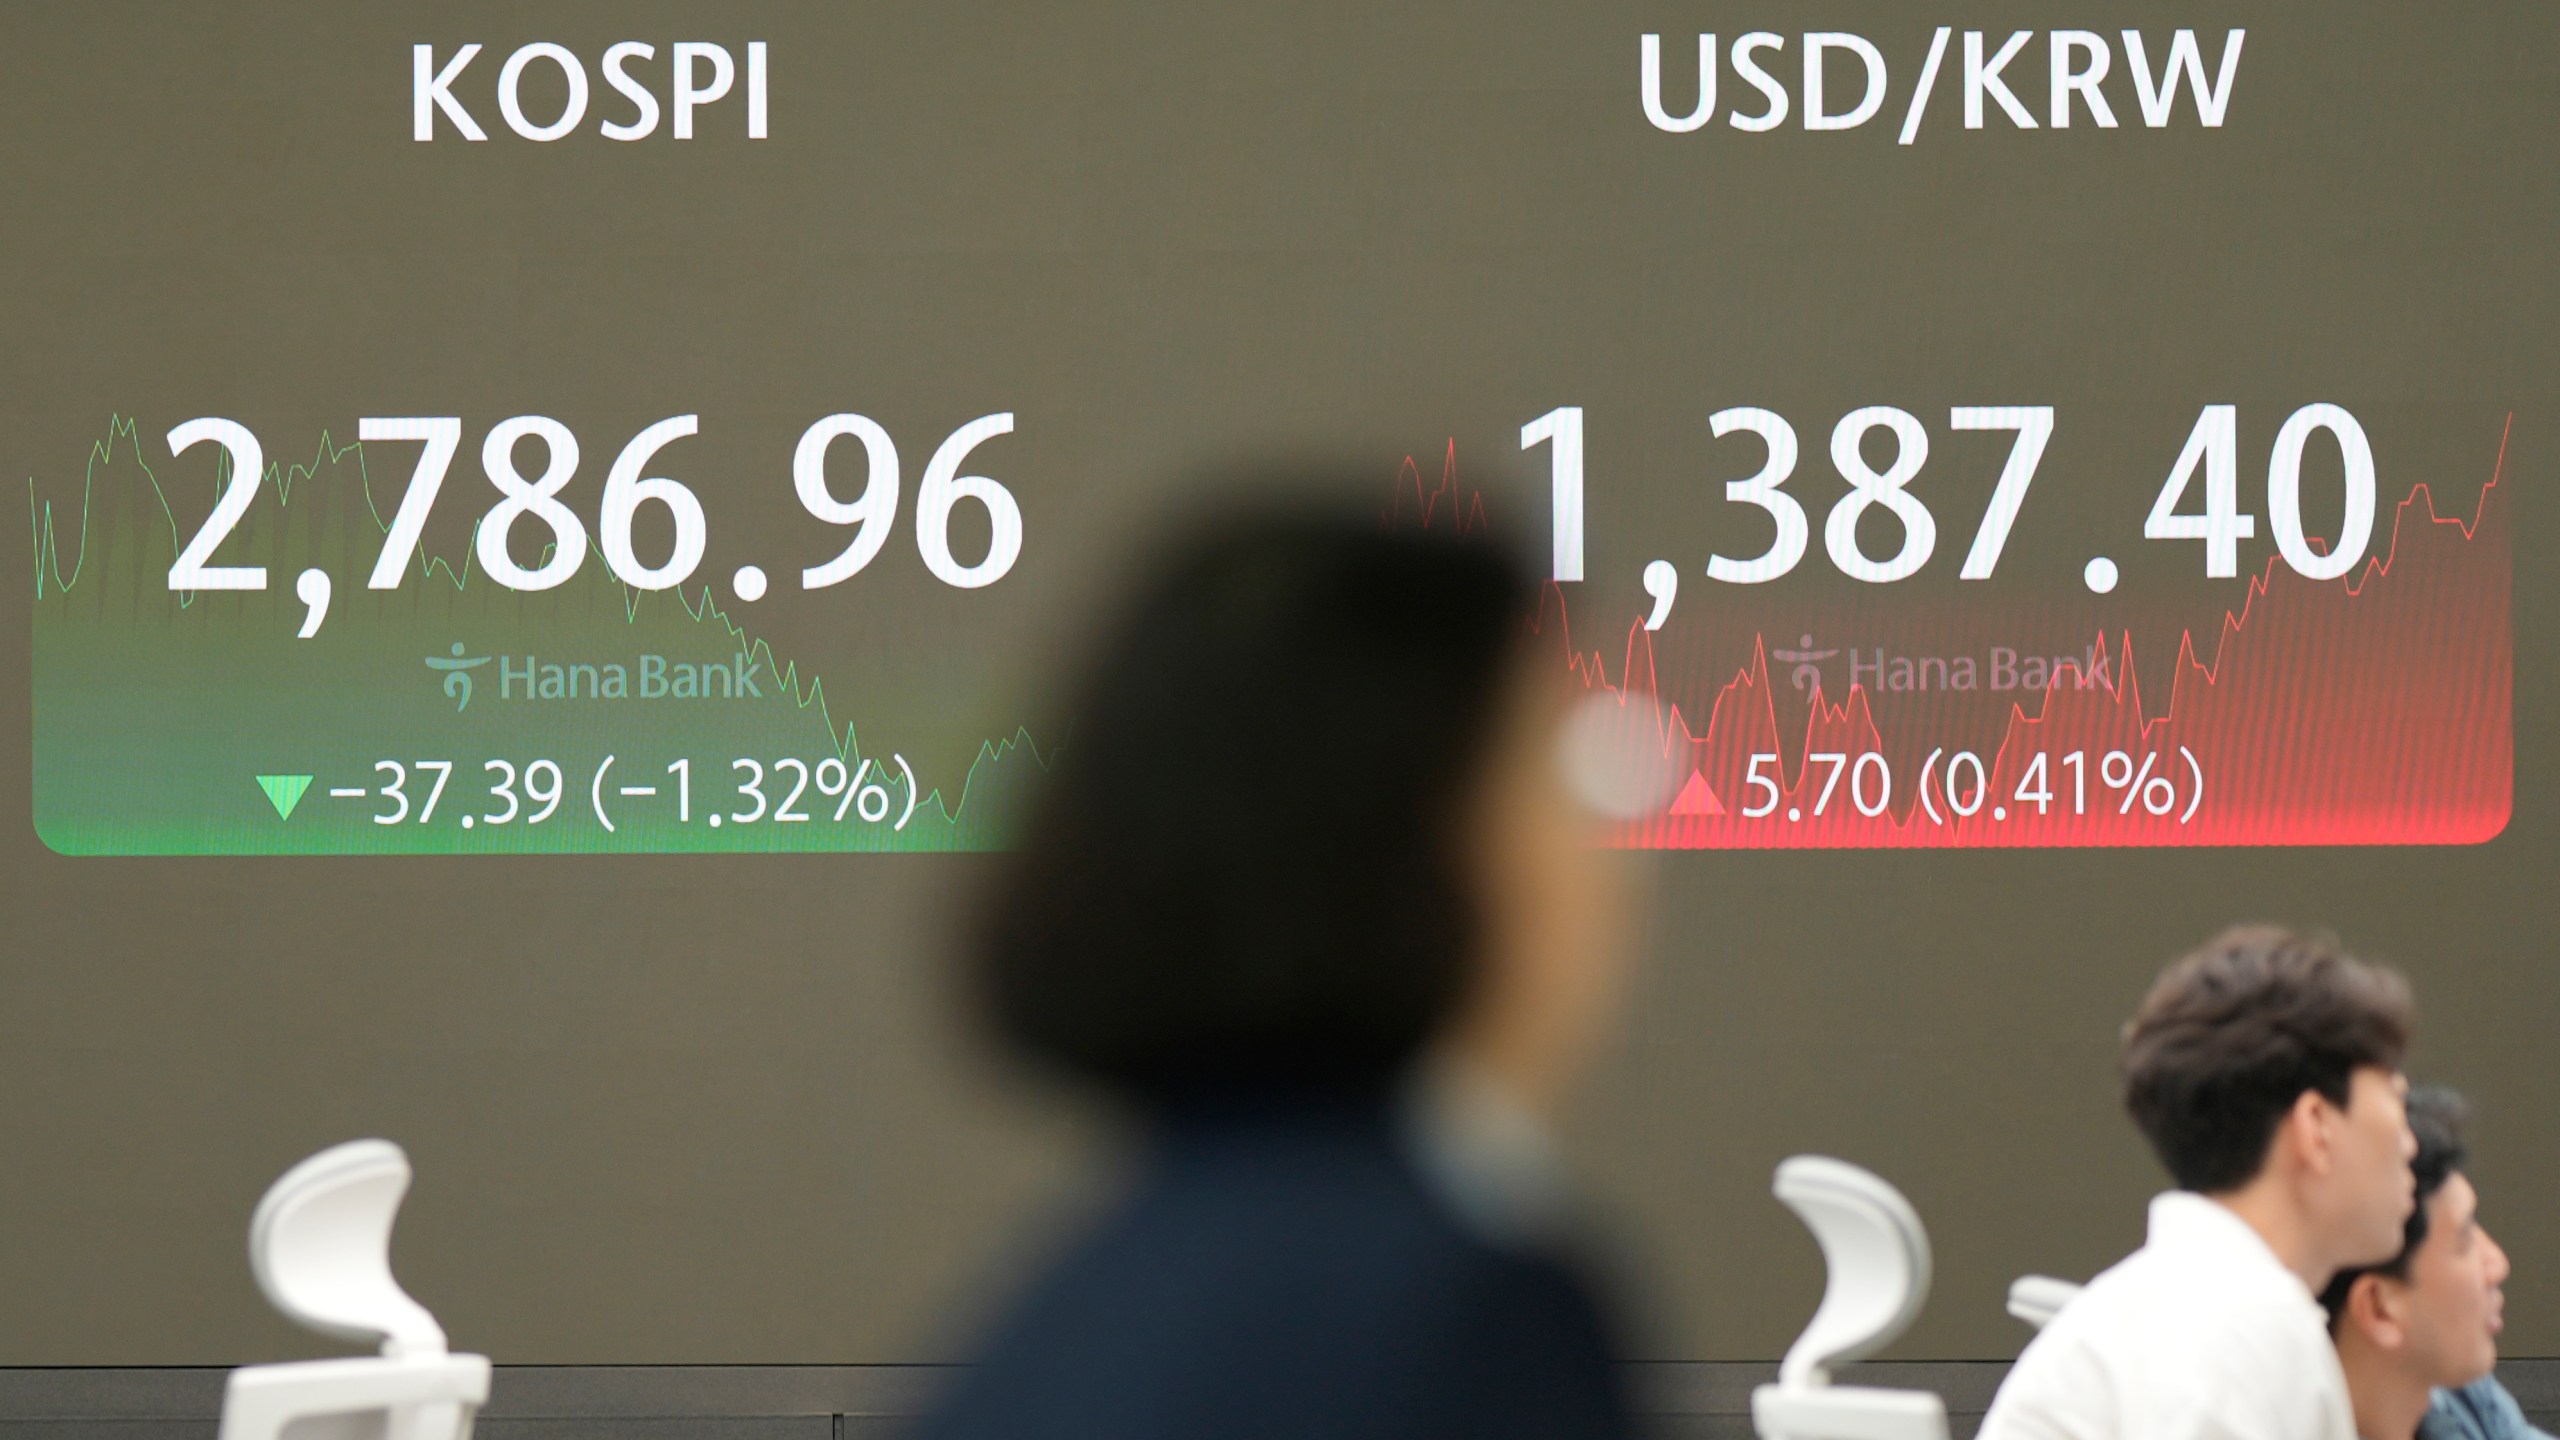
[1392,422,2513,848]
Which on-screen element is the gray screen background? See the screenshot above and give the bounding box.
[1,0,2552,1365]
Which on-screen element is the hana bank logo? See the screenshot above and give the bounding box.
[1767,632,2115,697]
[1771,634,1841,696]
[422,646,767,707]
[427,643,495,711]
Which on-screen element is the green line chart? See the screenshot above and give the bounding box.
[29,416,1050,854]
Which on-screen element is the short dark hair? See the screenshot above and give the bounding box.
[971,499,1537,1106]
[2120,925,2414,1193]
[2320,1086,2471,1328]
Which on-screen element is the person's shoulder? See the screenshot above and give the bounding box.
[1997,1243,2170,1353]
[920,1123,1620,1440]
[1981,1316,2120,1440]
[2426,1376,2554,1440]
[2046,1236,2318,1343]
[1125,1135,1607,1349]
[1985,1241,2348,1440]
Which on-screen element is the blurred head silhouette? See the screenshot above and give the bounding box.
[930,493,1653,1440]
[973,495,1635,1120]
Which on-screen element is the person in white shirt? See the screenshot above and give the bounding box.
[1980,926,2419,1440]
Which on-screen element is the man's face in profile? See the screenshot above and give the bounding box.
[2383,1171,2509,1389]
[2333,1068,2418,1266]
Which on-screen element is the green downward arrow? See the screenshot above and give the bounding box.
[256,774,314,820]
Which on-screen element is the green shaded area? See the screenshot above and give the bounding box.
[30,417,1046,854]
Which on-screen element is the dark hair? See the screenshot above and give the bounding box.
[2120,925,2414,1193]
[971,500,1537,1106]
[2320,1086,2471,1328]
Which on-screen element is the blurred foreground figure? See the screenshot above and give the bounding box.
[2321,1087,2548,1440]
[1980,926,2418,1440]
[917,503,1642,1440]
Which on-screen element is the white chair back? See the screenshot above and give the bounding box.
[218,1141,489,1440]
[2005,1275,2083,1330]
[250,1140,447,1356]
[1750,1156,1949,1440]
[1769,1156,1932,1387]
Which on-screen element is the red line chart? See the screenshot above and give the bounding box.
[1391,418,2512,848]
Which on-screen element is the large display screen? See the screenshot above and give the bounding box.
[18,19,2519,856]
[4,1,2552,1367]
[30,396,2513,853]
